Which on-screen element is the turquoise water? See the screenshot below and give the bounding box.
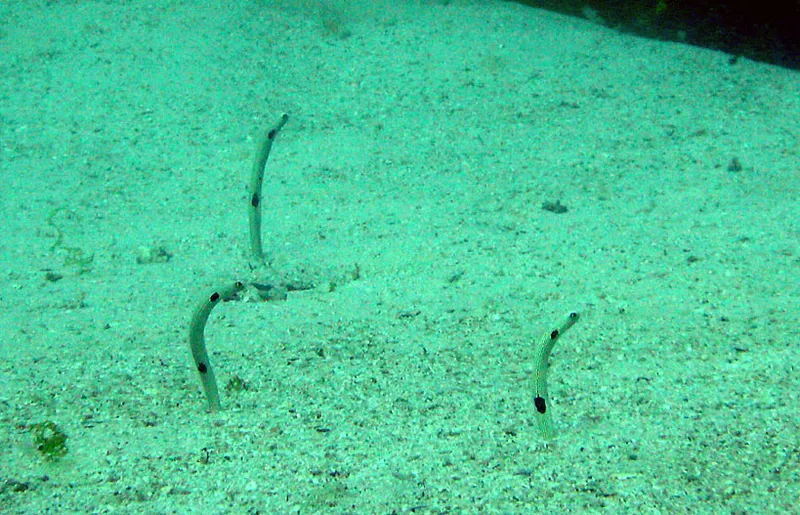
[1,1,798,513]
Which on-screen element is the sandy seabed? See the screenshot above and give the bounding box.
[1,1,798,513]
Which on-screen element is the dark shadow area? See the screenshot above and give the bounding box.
[512,0,800,70]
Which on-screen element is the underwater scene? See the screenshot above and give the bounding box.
[1,1,798,513]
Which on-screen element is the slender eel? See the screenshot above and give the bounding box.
[248,113,289,264]
[532,311,580,439]
[188,281,245,411]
